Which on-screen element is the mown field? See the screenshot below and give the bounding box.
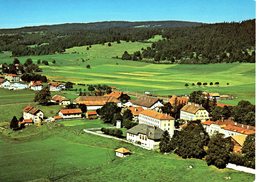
[0,122,254,182]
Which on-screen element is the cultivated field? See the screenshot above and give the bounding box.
[0,123,254,182]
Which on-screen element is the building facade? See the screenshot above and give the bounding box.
[180,103,209,121]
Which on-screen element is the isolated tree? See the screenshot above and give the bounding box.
[13,58,20,65]
[209,82,213,86]
[65,82,73,89]
[214,82,219,86]
[192,83,195,86]
[205,133,233,169]
[242,134,255,168]
[10,116,19,130]
[185,83,189,87]
[122,51,132,60]
[24,58,33,66]
[159,130,171,153]
[197,82,202,86]
[52,60,56,64]
[37,59,41,64]
[86,64,91,69]
[108,42,112,47]
[34,86,51,105]
[203,82,207,86]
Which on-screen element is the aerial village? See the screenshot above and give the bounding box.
[0,65,255,169]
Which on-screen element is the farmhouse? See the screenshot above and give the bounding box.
[169,95,189,106]
[74,96,120,110]
[229,135,247,153]
[86,110,98,119]
[58,108,82,119]
[115,147,131,158]
[201,119,255,137]
[29,81,43,91]
[19,119,33,126]
[49,82,66,91]
[202,92,220,100]
[105,91,123,99]
[180,102,209,121]
[4,74,20,82]
[10,82,28,90]
[138,110,175,136]
[0,80,11,89]
[23,106,44,125]
[127,124,164,150]
[131,96,163,110]
[128,106,144,122]
[51,95,71,105]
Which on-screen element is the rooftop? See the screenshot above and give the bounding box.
[75,96,119,106]
[23,105,41,115]
[140,110,174,120]
[105,91,123,99]
[128,106,144,116]
[59,108,82,115]
[127,124,164,140]
[131,96,161,108]
[52,95,69,102]
[181,103,206,114]
[169,95,189,106]
[115,147,130,154]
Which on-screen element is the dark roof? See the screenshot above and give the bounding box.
[131,96,161,108]
[127,124,164,140]
[23,105,41,115]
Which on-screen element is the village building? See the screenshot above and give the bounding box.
[51,95,71,105]
[130,96,163,110]
[19,119,34,126]
[0,80,11,89]
[216,102,232,108]
[29,81,43,91]
[23,106,44,125]
[138,110,175,136]
[58,108,82,119]
[229,135,247,153]
[201,119,255,138]
[49,82,66,91]
[115,147,131,158]
[202,92,220,100]
[220,94,234,100]
[74,96,120,110]
[128,106,144,122]
[180,102,209,122]
[86,110,98,119]
[126,124,164,150]
[105,91,123,99]
[169,95,189,106]
[4,74,20,82]
[10,82,28,90]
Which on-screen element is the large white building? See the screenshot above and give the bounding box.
[138,110,175,136]
[29,81,43,91]
[58,108,82,119]
[126,124,164,150]
[180,103,209,121]
[202,120,255,138]
[23,105,44,125]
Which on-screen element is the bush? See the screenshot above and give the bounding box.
[101,128,123,138]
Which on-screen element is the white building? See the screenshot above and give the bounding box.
[29,81,43,91]
[58,108,82,119]
[10,82,28,90]
[74,96,120,111]
[127,124,164,150]
[115,148,131,158]
[180,103,209,122]
[138,110,175,136]
[23,105,44,125]
[131,96,163,110]
[51,95,71,106]
[49,82,66,91]
[0,80,11,89]
[202,120,255,138]
[4,74,20,82]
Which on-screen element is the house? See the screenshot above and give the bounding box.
[23,106,44,125]
[54,115,63,121]
[105,91,123,99]
[202,92,220,100]
[0,80,11,89]
[201,119,255,138]
[127,124,164,150]
[138,110,175,136]
[220,95,234,100]
[128,106,144,122]
[229,135,247,153]
[9,82,28,90]
[29,81,43,91]
[216,102,232,108]
[51,95,71,105]
[0,78,6,87]
[86,110,98,119]
[49,82,66,91]
[74,96,120,110]
[115,147,131,157]
[4,74,20,82]
[58,108,82,119]
[180,102,209,122]
[169,95,189,106]
[131,96,163,110]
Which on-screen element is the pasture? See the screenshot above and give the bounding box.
[0,40,255,107]
[0,124,254,182]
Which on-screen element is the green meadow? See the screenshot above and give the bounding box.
[0,123,254,182]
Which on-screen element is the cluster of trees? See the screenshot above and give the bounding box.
[97,102,136,129]
[21,73,47,82]
[34,86,51,105]
[121,51,142,61]
[185,82,220,87]
[2,58,42,75]
[124,20,255,64]
[87,84,112,96]
[101,128,123,138]
[159,121,255,169]
[10,116,25,130]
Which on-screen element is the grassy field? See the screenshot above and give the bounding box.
[0,124,254,182]
[0,40,255,122]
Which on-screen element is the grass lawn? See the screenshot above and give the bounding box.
[58,119,112,128]
[0,124,254,182]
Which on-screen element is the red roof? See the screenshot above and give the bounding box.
[140,110,174,120]
[216,103,232,108]
[23,105,41,115]
[128,106,144,116]
[49,82,63,87]
[75,96,119,106]
[30,81,42,86]
[59,108,82,115]
[105,91,123,99]
[54,115,63,120]
[87,111,97,115]
[52,95,69,102]
[169,95,189,106]
[19,119,33,124]
[5,74,18,77]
